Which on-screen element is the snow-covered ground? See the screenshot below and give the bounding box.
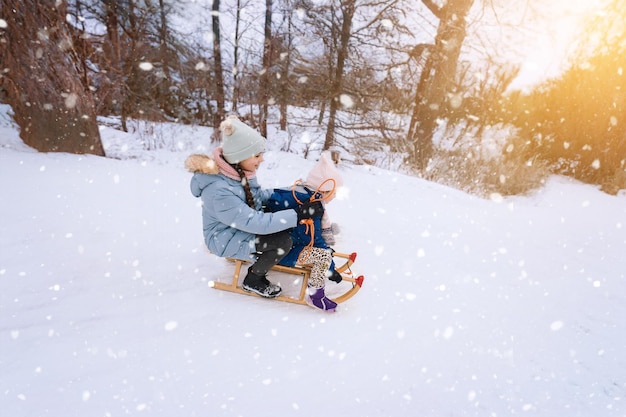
[1,107,625,417]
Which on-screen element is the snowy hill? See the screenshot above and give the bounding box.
[1,108,626,417]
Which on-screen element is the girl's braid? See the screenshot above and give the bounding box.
[233,164,256,209]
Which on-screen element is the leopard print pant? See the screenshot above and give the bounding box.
[297,247,333,289]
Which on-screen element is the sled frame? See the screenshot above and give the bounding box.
[210,252,363,306]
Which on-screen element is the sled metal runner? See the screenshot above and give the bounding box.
[210,252,364,306]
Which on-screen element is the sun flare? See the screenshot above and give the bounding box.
[513,0,604,90]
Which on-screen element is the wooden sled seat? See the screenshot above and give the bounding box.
[209,252,364,307]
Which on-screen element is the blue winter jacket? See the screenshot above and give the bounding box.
[187,154,298,261]
[267,185,333,267]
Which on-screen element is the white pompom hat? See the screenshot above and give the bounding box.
[305,151,343,192]
[220,115,266,164]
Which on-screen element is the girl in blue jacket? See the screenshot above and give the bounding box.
[185,116,323,299]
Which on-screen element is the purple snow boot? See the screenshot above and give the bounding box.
[306,286,337,312]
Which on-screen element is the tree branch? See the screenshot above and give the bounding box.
[421,0,442,19]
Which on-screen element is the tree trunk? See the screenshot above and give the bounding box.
[231,0,242,113]
[278,2,293,131]
[259,0,273,137]
[212,0,225,127]
[69,0,91,92]
[0,0,104,155]
[158,0,171,81]
[323,0,355,151]
[408,0,474,170]
[101,0,122,118]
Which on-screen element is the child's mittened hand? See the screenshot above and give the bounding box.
[297,200,324,220]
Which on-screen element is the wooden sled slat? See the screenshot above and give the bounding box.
[209,253,363,307]
[210,281,313,305]
[332,251,357,273]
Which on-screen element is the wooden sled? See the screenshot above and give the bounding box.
[209,251,364,307]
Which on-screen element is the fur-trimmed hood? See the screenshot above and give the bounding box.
[185,153,225,199]
[185,148,256,181]
[184,154,219,175]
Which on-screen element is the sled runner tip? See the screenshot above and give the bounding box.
[333,251,357,274]
[355,275,364,288]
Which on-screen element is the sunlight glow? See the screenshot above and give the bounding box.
[512,0,602,90]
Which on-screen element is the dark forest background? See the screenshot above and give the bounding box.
[1,0,625,195]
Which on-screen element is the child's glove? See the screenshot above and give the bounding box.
[296,200,324,221]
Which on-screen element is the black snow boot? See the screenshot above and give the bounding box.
[242,270,282,298]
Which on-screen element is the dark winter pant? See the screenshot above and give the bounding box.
[250,230,293,276]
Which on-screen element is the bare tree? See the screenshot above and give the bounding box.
[323,0,355,151]
[295,0,356,149]
[231,0,243,113]
[212,0,226,127]
[0,0,104,155]
[79,1,184,122]
[100,0,123,117]
[293,0,411,155]
[276,0,295,131]
[258,0,273,137]
[407,0,474,170]
[158,0,171,81]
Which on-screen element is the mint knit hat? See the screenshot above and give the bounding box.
[220,116,266,164]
